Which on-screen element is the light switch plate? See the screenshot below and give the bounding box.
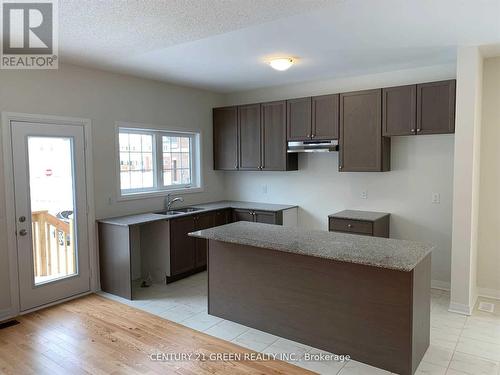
[432,193,440,204]
[360,190,368,199]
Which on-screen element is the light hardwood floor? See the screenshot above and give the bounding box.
[0,294,312,374]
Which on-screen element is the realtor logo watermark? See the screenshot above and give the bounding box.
[1,0,58,69]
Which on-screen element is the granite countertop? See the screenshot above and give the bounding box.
[98,201,298,226]
[189,221,433,272]
[328,210,390,221]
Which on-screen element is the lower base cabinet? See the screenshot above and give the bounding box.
[168,209,231,282]
[232,208,283,225]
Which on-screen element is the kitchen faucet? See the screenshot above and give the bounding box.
[165,194,184,211]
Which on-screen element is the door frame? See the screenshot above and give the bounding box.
[1,112,97,319]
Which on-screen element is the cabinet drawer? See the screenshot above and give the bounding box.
[329,218,373,235]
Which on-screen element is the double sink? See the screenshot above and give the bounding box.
[155,207,204,216]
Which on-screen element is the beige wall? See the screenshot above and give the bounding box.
[477,57,500,297]
[222,64,456,287]
[0,64,224,317]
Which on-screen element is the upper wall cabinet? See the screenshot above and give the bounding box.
[213,107,238,170]
[382,80,456,136]
[286,95,339,141]
[417,80,456,134]
[286,97,312,141]
[382,85,417,136]
[339,89,390,172]
[238,104,262,170]
[261,101,298,171]
[312,94,339,140]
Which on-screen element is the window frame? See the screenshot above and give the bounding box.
[115,123,202,200]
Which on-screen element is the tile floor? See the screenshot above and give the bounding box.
[99,272,500,375]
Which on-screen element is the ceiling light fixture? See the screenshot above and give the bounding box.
[269,57,295,71]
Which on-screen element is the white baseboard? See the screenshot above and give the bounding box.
[477,287,500,301]
[431,279,450,291]
[448,301,472,316]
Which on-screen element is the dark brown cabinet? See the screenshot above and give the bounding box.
[238,104,261,170]
[328,210,390,238]
[213,107,238,170]
[382,85,417,136]
[169,216,196,277]
[194,213,213,268]
[339,89,390,172]
[286,97,312,141]
[232,209,282,225]
[383,80,456,136]
[312,94,339,140]
[169,210,231,281]
[214,209,231,226]
[262,101,297,171]
[417,80,456,134]
[233,209,255,222]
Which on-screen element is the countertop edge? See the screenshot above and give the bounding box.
[189,232,433,272]
[97,201,299,226]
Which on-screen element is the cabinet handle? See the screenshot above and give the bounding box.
[235,164,238,169]
[311,134,316,138]
[416,128,422,132]
[347,224,353,228]
[411,129,416,133]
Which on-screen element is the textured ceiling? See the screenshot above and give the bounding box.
[58,0,500,92]
[60,0,332,61]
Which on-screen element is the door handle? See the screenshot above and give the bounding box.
[18,229,27,236]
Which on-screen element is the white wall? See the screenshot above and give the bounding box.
[0,63,224,318]
[222,64,456,286]
[477,57,500,298]
[450,47,483,315]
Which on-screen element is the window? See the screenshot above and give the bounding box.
[118,126,200,196]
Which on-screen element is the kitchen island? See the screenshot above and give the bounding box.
[189,221,433,375]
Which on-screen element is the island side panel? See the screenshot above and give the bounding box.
[98,223,132,299]
[208,240,418,375]
[411,253,431,374]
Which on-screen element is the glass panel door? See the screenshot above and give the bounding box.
[11,121,90,311]
[28,137,78,285]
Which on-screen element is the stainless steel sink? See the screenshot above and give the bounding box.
[155,210,184,216]
[175,207,204,213]
[155,207,204,216]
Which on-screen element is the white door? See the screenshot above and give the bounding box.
[11,121,90,311]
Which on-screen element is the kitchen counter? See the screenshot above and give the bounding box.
[194,221,432,374]
[190,221,433,271]
[98,200,298,226]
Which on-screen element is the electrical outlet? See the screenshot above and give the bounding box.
[432,193,440,204]
[360,190,368,199]
[108,196,113,205]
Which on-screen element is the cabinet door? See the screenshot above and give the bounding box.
[286,97,312,141]
[253,210,277,225]
[382,85,416,136]
[194,213,214,268]
[339,89,390,172]
[233,209,255,222]
[238,104,261,170]
[262,101,287,171]
[213,107,238,170]
[312,94,339,140]
[214,209,230,226]
[169,216,196,276]
[417,80,456,134]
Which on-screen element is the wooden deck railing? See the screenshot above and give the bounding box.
[31,210,75,279]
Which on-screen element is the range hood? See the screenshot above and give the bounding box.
[287,139,338,153]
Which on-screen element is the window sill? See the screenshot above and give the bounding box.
[116,186,204,202]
